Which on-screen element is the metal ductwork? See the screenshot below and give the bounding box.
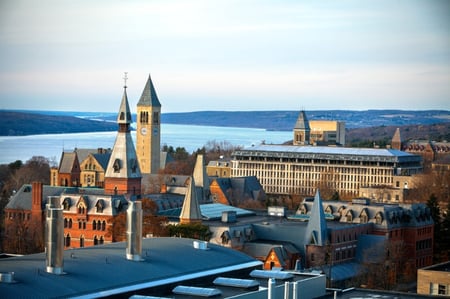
[126,201,143,261]
[45,196,64,274]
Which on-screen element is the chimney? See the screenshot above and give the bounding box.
[45,196,64,274]
[31,181,43,212]
[126,201,143,261]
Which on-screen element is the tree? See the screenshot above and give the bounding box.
[427,194,441,263]
[107,198,169,242]
[5,156,50,192]
[167,223,211,241]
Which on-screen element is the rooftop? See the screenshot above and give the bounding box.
[233,144,421,163]
[0,237,261,299]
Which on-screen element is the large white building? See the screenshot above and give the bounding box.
[232,111,422,198]
[231,145,422,197]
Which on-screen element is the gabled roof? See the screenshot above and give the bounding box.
[92,152,111,170]
[137,74,161,107]
[59,152,77,173]
[6,184,67,210]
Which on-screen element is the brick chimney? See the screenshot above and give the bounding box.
[31,182,43,213]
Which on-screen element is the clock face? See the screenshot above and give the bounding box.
[140,127,147,135]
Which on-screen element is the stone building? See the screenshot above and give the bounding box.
[231,144,422,198]
[232,111,423,198]
[417,261,450,296]
[309,120,345,146]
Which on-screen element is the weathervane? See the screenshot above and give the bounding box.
[123,72,128,88]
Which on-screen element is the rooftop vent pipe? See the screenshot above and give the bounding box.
[126,201,143,261]
[45,196,64,274]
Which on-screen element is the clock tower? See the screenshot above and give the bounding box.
[136,74,161,174]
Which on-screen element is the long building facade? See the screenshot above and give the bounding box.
[231,145,422,197]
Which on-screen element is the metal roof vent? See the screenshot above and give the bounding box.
[172,285,222,297]
[0,272,16,283]
[193,240,208,250]
[250,269,293,280]
[126,201,143,261]
[45,196,64,275]
[213,276,259,290]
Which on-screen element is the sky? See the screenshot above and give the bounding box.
[0,0,449,113]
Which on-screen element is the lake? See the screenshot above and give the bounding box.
[0,124,292,164]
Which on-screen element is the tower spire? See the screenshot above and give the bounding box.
[123,72,128,89]
[104,74,142,196]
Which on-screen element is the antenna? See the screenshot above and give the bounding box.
[123,72,128,89]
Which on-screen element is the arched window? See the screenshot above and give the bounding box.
[102,221,106,231]
[80,235,85,248]
[99,236,104,245]
[65,234,71,247]
[62,198,71,211]
[95,200,104,213]
[93,221,97,230]
[64,218,68,228]
[69,219,72,228]
[94,236,98,245]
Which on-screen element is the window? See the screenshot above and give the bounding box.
[375,212,383,224]
[102,221,106,231]
[113,159,121,173]
[95,200,104,213]
[93,221,97,230]
[80,236,85,248]
[94,236,98,246]
[311,253,315,261]
[153,112,159,125]
[65,234,71,247]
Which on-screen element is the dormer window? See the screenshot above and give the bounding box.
[113,159,121,173]
[120,112,125,120]
[95,199,104,213]
[62,197,71,211]
[360,209,368,223]
[346,210,353,222]
[375,212,384,224]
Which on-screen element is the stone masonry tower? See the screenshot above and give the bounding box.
[104,74,142,195]
[136,74,161,174]
[293,110,311,145]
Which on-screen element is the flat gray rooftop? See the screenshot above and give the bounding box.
[0,237,262,299]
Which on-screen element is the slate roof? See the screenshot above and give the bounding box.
[5,184,127,216]
[0,237,262,299]
[59,152,77,173]
[137,74,161,107]
[294,110,310,130]
[92,152,111,170]
[6,184,67,210]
